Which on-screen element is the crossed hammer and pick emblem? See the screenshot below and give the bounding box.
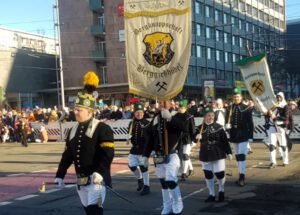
[250,80,265,96]
[156,82,167,92]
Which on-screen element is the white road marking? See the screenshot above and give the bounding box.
[65,184,76,188]
[15,195,39,201]
[44,188,61,193]
[6,173,26,177]
[182,187,207,200]
[0,202,12,206]
[31,170,48,173]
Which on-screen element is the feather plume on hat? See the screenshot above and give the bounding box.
[83,71,100,94]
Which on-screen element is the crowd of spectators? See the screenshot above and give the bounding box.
[0,97,297,144]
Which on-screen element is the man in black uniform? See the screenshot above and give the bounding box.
[195,107,232,202]
[225,87,253,186]
[55,71,114,215]
[127,102,151,195]
[144,101,186,215]
[177,101,196,181]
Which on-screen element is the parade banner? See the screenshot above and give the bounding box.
[236,53,276,113]
[124,0,192,101]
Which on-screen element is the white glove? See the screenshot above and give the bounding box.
[225,124,231,130]
[248,139,253,143]
[226,154,233,160]
[142,156,149,168]
[196,134,202,140]
[161,109,172,121]
[92,172,103,185]
[191,141,197,147]
[54,178,64,187]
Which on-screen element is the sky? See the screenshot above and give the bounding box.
[0,0,299,38]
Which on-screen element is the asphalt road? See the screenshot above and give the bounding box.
[0,141,300,215]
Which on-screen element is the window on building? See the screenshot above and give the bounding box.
[216,50,223,62]
[252,7,258,17]
[207,47,211,60]
[216,30,222,41]
[196,45,202,58]
[224,13,228,24]
[246,4,252,15]
[224,32,228,43]
[240,37,244,48]
[196,24,201,36]
[215,9,222,22]
[195,1,200,14]
[206,27,211,39]
[232,53,237,63]
[206,6,212,18]
[225,52,229,63]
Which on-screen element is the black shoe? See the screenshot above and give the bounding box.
[137,179,144,191]
[204,195,215,202]
[269,163,276,169]
[188,169,194,177]
[181,173,187,181]
[140,185,150,195]
[218,191,225,202]
[236,174,245,187]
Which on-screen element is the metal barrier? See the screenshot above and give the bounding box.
[30,116,300,141]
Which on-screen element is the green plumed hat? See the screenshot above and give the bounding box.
[179,99,188,108]
[203,107,214,116]
[75,71,99,110]
[134,102,144,112]
[233,87,242,95]
[75,92,96,110]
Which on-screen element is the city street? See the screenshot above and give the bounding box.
[0,141,300,215]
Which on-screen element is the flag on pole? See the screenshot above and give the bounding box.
[236,53,276,113]
[124,0,192,101]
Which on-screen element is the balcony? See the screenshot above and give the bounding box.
[91,48,106,63]
[91,24,105,38]
[89,0,104,13]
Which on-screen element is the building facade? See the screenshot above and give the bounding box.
[284,19,300,98]
[58,0,285,105]
[0,27,57,109]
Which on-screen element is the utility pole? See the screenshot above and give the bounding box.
[53,3,61,108]
[55,0,65,108]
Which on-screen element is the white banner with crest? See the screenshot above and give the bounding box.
[124,0,191,101]
[236,53,276,113]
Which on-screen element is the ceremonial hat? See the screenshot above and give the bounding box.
[179,99,188,108]
[75,71,99,110]
[233,87,242,95]
[134,102,144,112]
[203,107,214,116]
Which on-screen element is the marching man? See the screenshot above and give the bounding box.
[265,92,289,168]
[195,107,232,202]
[177,101,196,181]
[55,71,114,215]
[127,102,151,195]
[225,87,253,186]
[144,101,186,215]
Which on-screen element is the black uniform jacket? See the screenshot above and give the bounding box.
[143,111,186,157]
[56,118,115,187]
[128,118,150,155]
[226,103,254,143]
[176,111,196,146]
[196,122,232,162]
